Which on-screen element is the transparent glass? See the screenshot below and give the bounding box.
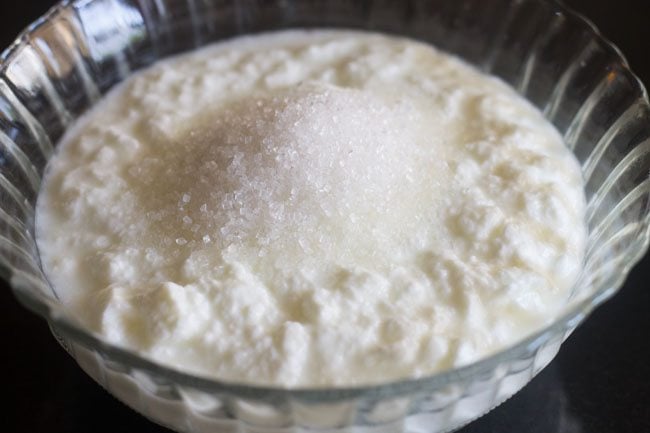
[1,0,648,432]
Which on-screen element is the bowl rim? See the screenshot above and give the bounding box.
[2,0,650,401]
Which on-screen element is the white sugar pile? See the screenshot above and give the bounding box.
[136,82,433,272]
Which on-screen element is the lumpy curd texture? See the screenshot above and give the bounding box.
[36,31,587,387]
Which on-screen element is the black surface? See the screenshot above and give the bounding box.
[1,1,648,432]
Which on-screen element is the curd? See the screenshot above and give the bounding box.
[36,30,587,387]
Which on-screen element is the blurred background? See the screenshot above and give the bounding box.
[0,1,648,432]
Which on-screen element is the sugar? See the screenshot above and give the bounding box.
[121,81,427,272]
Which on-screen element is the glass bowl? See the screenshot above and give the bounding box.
[1,0,648,432]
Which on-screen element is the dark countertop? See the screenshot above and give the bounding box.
[1,1,648,432]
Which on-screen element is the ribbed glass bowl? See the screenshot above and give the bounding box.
[1,0,649,432]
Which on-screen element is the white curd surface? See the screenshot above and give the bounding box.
[36,30,587,387]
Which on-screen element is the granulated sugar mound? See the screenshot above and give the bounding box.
[138,82,430,272]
